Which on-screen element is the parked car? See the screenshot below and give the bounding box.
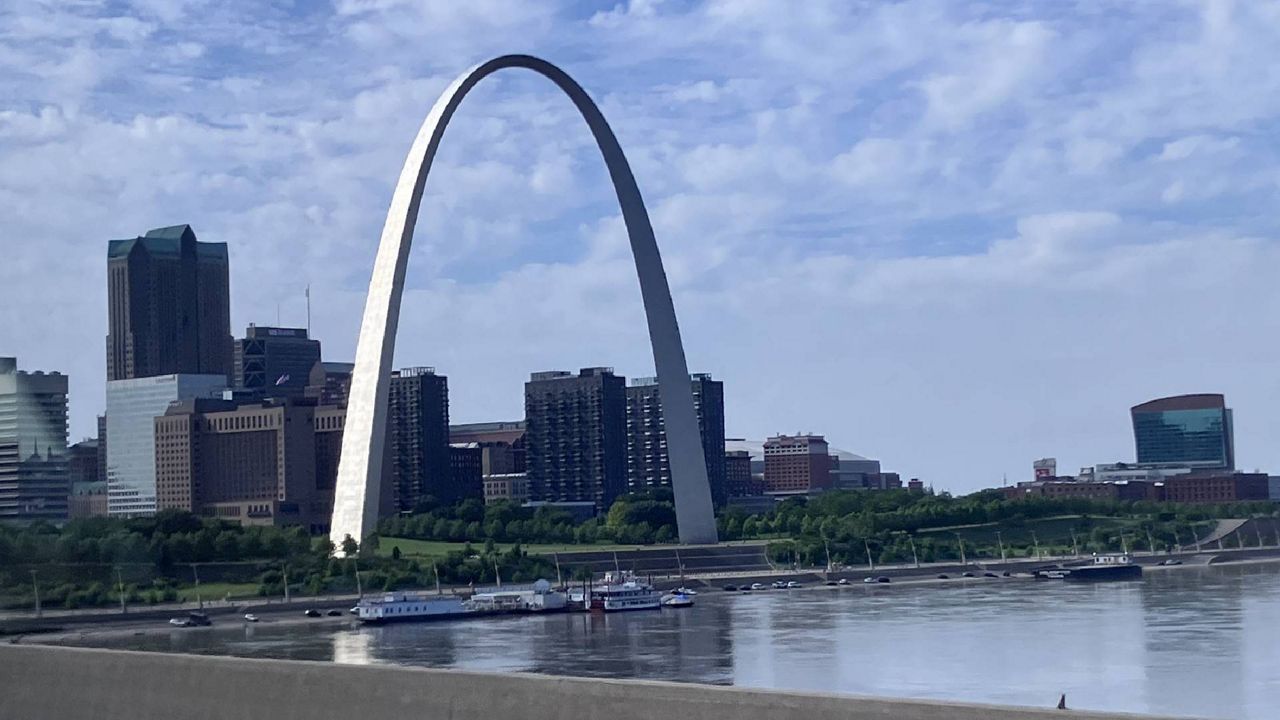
[786,581,801,589]
[243,613,259,623]
[875,576,891,583]
[772,580,787,589]
[936,574,950,579]
[304,609,321,618]
[749,583,765,591]
[723,584,738,592]
[349,606,360,615]
[1159,559,1183,566]
[168,617,191,627]
[824,580,839,586]
[962,572,976,578]
[187,612,211,626]
[1001,571,1012,577]
[837,578,850,585]
[863,577,877,583]
[327,609,343,617]
[983,572,999,578]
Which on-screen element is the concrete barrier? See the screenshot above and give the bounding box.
[0,644,1188,720]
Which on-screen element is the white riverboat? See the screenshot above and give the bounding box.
[585,572,662,612]
[355,592,469,624]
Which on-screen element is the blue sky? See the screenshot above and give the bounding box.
[2,0,1279,493]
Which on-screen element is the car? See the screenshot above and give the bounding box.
[825,580,838,586]
[349,606,360,615]
[304,609,321,618]
[962,572,976,578]
[875,576,891,583]
[723,584,738,592]
[187,612,211,626]
[785,581,800,589]
[837,578,850,586]
[1159,559,1183,566]
[772,580,787,589]
[749,582,765,590]
[936,574,950,579]
[863,577,877,583]
[1001,571,1012,577]
[168,617,191,627]
[243,613,259,623]
[983,572,999,578]
[327,609,343,617]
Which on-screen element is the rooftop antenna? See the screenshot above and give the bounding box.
[276,301,281,326]
[305,284,312,336]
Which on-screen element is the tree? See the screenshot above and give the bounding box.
[391,546,402,561]
[340,535,359,557]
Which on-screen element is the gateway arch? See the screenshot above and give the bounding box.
[330,54,718,550]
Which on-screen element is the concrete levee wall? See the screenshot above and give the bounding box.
[0,644,1187,720]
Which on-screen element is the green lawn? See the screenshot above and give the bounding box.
[916,515,1134,545]
[184,581,260,601]
[377,537,663,559]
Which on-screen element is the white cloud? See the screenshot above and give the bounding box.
[2,1,1280,493]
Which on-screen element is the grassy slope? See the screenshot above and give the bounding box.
[376,538,654,559]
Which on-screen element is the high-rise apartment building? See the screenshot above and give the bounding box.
[524,368,627,511]
[1131,394,1234,470]
[725,449,757,497]
[763,434,833,495]
[387,367,451,509]
[0,358,69,520]
[106,225,232,382]
[105,373,226,516]
[449,443,483,502]
[625,373,726,505]
[233,325,321,399]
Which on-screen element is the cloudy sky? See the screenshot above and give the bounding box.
[2,0,1278,493]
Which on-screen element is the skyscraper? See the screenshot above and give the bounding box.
[0,358,69,520]
[625,373,727,506]
[105,373,227,516]
[1131,394,1234,470]
[524,368,627,511]
[233,325,321,399]
[387,367,451,509]
[106,224,232,382]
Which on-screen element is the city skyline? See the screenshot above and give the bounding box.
[4,2,1280,493]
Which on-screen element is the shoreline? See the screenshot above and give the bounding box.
[15,549,1280,646]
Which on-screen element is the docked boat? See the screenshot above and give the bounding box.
[661,591,694,608]
[354,592,469,624]
[588,572,662,612]
[465,579,568,614]
[1063,553,1143,582]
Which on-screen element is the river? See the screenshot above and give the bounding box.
[47,562,1280,719]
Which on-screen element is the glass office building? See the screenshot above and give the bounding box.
[106,374,227,516]
[1131,394,1234,470]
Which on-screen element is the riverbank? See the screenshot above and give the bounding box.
[13,545,1280,646]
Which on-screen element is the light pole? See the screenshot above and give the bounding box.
[908,536,920,568]
[1070,530,1080,558]
[1031,531,1041,561]
[1146,531,1157,556]
[996,531,1007,563]
[864,539,875,571]
[282,564,290,603]
[953,533,966,566]
[191,564,203,610]
[30,570,41,618]
[116,566,127,614]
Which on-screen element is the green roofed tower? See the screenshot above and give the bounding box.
[106,225,232,382]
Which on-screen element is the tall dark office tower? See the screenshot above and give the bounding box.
[106,224,232,382]
[625,373,727,506]
[524,367,627,511]
[233,325,322,399]
[387,367,451,509]
[1131,394,1235,469]
[0,357,69,520]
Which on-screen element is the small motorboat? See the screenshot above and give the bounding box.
[661,592,694,608]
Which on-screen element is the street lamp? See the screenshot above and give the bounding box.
[30,570,41,618]
[996,531,1007,563]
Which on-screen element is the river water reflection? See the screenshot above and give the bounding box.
[58,563,1280,719]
